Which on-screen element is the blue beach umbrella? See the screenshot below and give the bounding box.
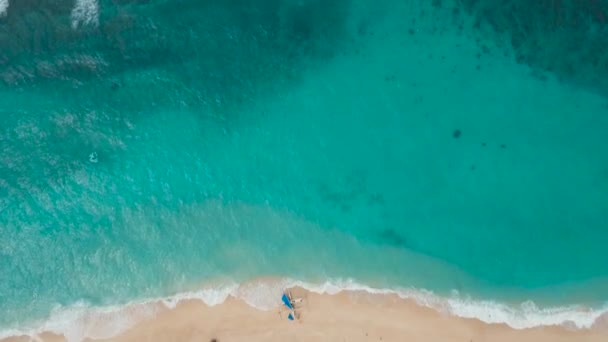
[281,293,293,309]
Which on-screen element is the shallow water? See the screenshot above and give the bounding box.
[1,0,608,336]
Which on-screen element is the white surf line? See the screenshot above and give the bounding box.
[0,0,9,17]
[71,0,99,29]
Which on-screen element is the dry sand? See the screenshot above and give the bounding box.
[3,287,607,342]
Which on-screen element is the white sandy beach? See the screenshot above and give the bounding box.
[4,287,607,342]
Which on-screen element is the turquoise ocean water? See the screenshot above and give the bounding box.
[1,0,608,339]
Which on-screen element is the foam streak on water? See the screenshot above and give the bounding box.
[71,0,99,29]
[0,0,8,17]
[1,278,606,342]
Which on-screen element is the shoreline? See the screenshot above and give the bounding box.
[2,279,607,342]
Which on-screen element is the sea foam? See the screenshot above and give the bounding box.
[71,0,99,29]
[1,278,606,342]
[0,0,8,17]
